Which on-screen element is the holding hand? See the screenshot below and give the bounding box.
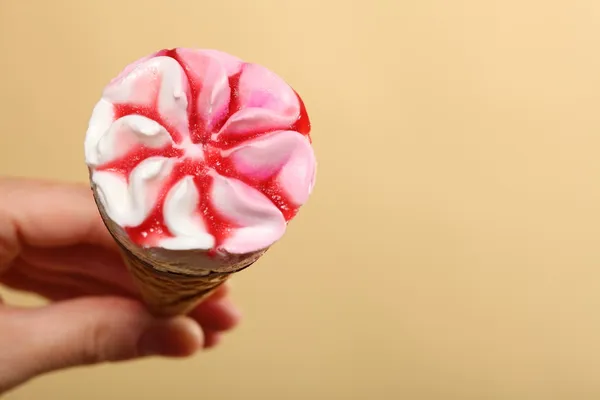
[0,178,241,394]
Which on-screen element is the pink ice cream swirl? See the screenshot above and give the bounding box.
[84,48,316,255]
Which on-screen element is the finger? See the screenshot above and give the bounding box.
[0,179,117,257]
[0,297,203,393]
[17,249,233,303]
[2,272,124,302]
[4,259,241,333]
[18,245,136,293]
[1,272,86,301]
[189,296,242,332]
[1,260,136,301]
[2,264,240,338]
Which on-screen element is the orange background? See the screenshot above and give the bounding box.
[2,0,600,399]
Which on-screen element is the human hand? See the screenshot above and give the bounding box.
[0,178,241,394]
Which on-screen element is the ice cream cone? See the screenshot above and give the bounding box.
[92,185,264,317]
[84,48,316,317]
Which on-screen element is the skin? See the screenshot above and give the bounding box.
[0,177,241,394]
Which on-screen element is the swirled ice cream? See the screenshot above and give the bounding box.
[85,48,316,256]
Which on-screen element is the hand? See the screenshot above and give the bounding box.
[0,178,241,394]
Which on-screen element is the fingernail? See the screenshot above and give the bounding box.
[138,318,204,357]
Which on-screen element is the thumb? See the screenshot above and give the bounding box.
[0,297,203,391]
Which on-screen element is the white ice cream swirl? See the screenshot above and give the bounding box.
[84,48,316,254]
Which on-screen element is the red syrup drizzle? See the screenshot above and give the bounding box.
[291,91,311,137]
[212,87,311,151]
[124,160,237,251]
[97,146,183,177]
[96,49,312,252]
[112,103,184,144]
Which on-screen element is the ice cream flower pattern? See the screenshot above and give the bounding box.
[85,48,316,254]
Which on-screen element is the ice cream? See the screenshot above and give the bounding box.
[84,48,316,315]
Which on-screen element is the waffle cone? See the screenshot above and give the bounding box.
[119,246,252,317]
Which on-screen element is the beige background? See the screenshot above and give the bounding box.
[1,0,600,398]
